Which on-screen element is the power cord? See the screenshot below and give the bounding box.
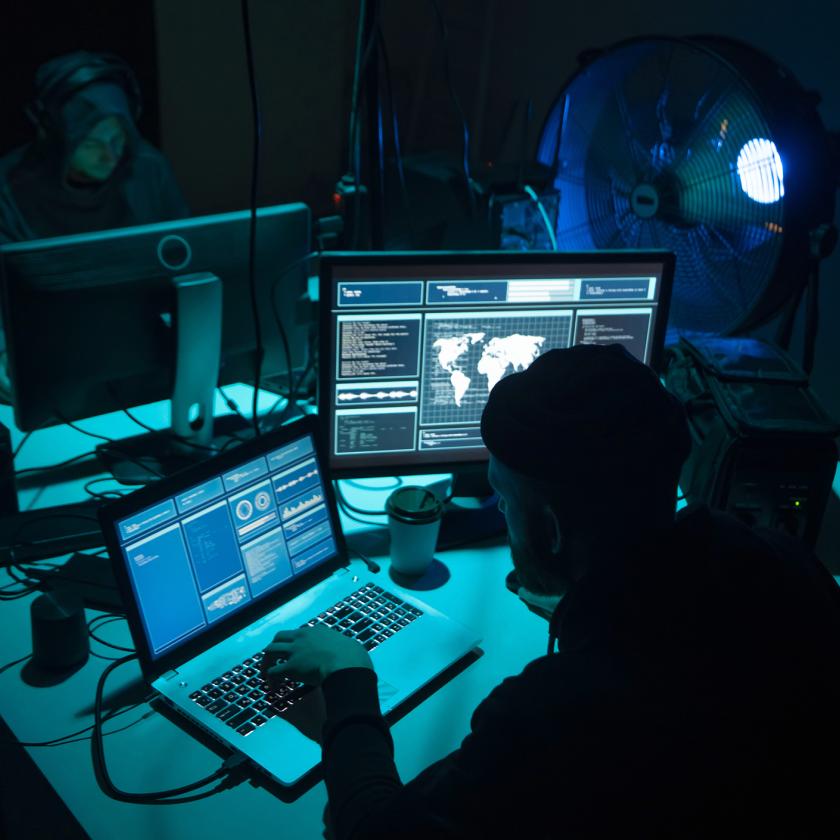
[241,0,264,438]
[92,654,247,802]
[522,184,558,250]
[429,0,476,216]
[265,250,318,428]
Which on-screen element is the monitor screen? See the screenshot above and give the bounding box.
[319,250,674,477]
[111,429,337,660]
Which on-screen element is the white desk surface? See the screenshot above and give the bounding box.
[0,388,548,839]
[1,387,838,839]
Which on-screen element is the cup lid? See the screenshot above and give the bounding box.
[386,486,442,523]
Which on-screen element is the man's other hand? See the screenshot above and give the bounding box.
[262,625,373,687]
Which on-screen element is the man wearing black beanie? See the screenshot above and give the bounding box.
[264,344,840,838]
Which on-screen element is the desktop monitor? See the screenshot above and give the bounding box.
[1,204,311,457]
[318,250,675,479]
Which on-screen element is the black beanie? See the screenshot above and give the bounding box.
[480,344,691,494]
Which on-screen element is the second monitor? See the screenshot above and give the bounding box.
[319,250,675,479]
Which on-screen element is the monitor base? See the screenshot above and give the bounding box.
[96,413,253,485]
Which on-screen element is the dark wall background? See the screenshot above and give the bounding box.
[0,2,159,152]
[2,0,838,432]
[154,0,838,418]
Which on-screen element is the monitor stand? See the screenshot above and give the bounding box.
[437,465,506,547]
[97,272,249,485]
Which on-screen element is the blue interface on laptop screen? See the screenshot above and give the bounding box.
[114,433,338,659]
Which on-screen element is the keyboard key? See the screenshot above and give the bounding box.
[223,691,238,703]
[237,697,252,709]
[218,705,239,722]
[398,618,409,627]
[206,699,227,714]
[212,677,224,686]
[195,695,211,707]
[254,699,268,711]
[395,608,407,617]
[252,715,268,728]
[364,640,378,651]
[352,618,373,634]
[247,677,262,688]
[237,723,256,737]
[229,708,256,727]
[189,690,202,700]
[231,674,246,685]
[343,629,354,637]
[220,681,234,692]
[334,606,352,620]
[207,688,223,699]
[325,616,338,625]
[236,685,250,695]
[232,665,244,673]
[406,613,418,622]
[201,683,214,693]
[357,628,374,643]
[248,689,263,700]
[243,658,255,666]
[243,667,257,677]
[222,671,234,680]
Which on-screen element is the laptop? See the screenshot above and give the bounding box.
[99,415,481,786]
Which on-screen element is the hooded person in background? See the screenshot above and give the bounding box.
[0,51,189,399]
[0,50,188,242]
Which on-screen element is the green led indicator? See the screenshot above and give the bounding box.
[794,500,801,507]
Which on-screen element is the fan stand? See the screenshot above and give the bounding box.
[773,223,838,375]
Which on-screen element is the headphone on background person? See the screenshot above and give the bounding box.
[25,51,143,137]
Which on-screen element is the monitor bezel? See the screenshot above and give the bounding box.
[0,203,311,432]
[98,414,348,683]
[318,249,675,480]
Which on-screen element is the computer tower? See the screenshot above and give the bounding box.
[664,337,839,546]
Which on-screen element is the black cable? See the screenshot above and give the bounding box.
[88,614,134,653]
[55,415,166,479]
[0,653,32,675]
[377,12,414,246]
[429,0,476,215]
[334,481,387,516]
[14,450,96,478]
[11,430,34,462]
[216,386,249,436]
[120,407,218,453]
[347,0,381,248]
[348,545,381,574]
[345,477,403,491]
[241,0,264,437]
[9,705,152,748]
[266,250,318,426]
[83,477,126,502]
[92,654,245,802]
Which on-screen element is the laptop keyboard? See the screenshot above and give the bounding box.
[188,582,423,737]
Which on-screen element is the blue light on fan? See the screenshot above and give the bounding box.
[737,138,784,203]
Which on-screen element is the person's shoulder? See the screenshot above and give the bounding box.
[129,139,172,172]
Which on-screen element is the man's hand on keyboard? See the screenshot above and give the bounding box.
[262,625,374,687]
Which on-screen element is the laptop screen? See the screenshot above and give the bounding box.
[112,431,338,660]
